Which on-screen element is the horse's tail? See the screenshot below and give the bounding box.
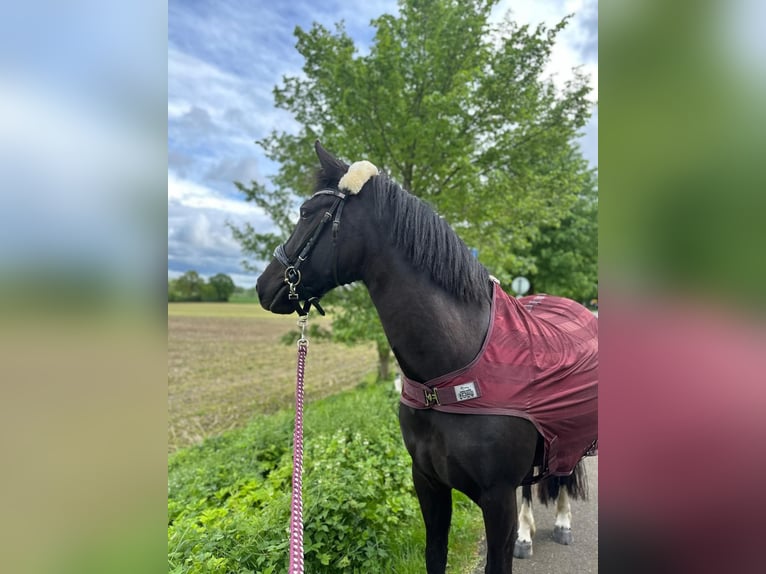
[533,459,589,505]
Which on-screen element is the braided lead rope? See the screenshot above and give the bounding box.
[289,316,308,574]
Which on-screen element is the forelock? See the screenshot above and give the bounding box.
[338,160,379,194]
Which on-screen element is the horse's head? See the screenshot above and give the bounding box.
[256,141,379,315]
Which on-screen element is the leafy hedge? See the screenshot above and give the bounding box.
[169,383,443,573]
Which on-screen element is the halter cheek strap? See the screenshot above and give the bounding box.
[331,199,346,287]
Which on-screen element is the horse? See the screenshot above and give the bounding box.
[256,142,598,573]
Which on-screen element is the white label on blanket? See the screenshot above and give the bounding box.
[454,382,478,402]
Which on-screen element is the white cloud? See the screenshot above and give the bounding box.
[168,48,259,123]
[168,172,263,216]
[168,100,192,119]
[167,43,299,182]
[167,171,275,280]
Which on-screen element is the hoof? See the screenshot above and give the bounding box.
[513,539,533,559]
[553,526,573,545]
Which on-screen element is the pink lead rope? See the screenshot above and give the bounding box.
[289,315,308,574]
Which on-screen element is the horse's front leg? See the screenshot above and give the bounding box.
[412,464,452,574]
[480,485,519,574]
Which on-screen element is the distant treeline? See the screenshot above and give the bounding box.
[168,270,256,302]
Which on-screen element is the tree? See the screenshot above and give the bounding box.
[327,285,395,380]
[173,270,204,301]
[208,273,236,301]
[523,172,598,301]
[231,0,595,378]
[168,271,238,302]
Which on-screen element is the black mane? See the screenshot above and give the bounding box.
[367,174,490,303]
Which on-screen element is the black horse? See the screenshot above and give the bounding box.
[256,142,597,573]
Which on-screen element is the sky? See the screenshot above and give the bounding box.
[168,0,598,289]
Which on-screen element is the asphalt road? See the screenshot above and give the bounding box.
[469,456,598,573]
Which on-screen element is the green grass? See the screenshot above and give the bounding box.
[169,382,484,574]
[168,301,274,319]
[228,293,261,304]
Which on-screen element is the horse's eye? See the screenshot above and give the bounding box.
[300,208,309,220]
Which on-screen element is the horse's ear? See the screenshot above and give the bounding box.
[315,140,349,187]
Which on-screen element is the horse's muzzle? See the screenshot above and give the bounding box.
[255,274,292,314]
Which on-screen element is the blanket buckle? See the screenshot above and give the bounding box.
[424,388,440,407]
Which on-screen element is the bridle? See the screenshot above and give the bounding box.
[272,188,349,316]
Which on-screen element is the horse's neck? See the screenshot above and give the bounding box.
[362,251,492,383]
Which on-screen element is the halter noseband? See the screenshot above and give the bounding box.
[273,188,348,316]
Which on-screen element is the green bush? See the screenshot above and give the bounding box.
[168,384,421,573]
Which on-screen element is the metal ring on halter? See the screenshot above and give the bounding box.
[284,266,301,287]
[284,267,301,302]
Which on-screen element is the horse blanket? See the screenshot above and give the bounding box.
[401,283,598,481]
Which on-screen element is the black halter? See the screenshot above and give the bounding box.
[272,188,348,316]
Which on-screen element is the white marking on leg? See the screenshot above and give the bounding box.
[517,499,536,542]
[554,488,572,529]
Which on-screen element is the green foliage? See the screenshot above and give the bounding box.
[168,385,433,573]
[232,0,596,367]
[322,286,395,380]
[171,270,205,302]
[523,172,598,301]
[169,271,238,302]
[208,273,237,302]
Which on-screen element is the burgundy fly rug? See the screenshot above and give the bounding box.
[401,282,598,482]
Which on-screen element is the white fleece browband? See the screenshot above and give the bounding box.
[338,160,379,194]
